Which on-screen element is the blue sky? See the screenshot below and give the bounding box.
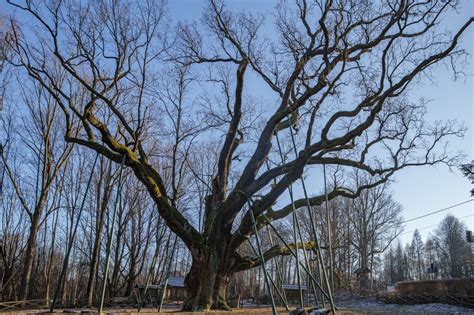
[165,0,474,245]
[4,0,472,246]
[390,2,474,244]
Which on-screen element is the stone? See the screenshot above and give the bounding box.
[308,308,329,315]
[290,307,308,315]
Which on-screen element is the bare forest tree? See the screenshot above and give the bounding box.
[342,177,402,290]
[301,178,402,291]
[432,214,470,278]
[1,81,73,300]
[2,0,472,310]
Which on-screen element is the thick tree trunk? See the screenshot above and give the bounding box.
[182,218,234,311]
[182,254,217,311]
[182,254,232,311]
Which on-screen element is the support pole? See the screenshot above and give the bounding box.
[99,155,125,313]
[262,215,331,302]
[50,152,99,312]
[266,226,289,307]
[323,164,334,294]
[158,233,179,312]
[137,221,167,312]
[247,241,289,311]
[275,134,304,308]
[0,144,4,201]
[291,185,320,305]
[287,123,336,312]
[248,204,277,315]
[263,162,290,307]
[236,190,277,315]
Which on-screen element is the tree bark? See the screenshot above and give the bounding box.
[86,228,102,306]
[124,251,137,297]
[182,216,234,311]
[359,242,369,291]
[20,207,43,301]
[86,162,112,306]
[182,253,233,311]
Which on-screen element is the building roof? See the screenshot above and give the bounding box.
[166,276,185,288]
[354,267,371,274]
[282,284,307,291]
[135,276,186,290]
[135,284,160,289]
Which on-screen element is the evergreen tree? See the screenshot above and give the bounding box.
[411,230,425,280]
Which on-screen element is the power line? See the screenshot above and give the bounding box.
[400,214,474,236]
[402,199,473,224]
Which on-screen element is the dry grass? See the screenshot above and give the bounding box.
[0,307,291,315]
[0,307,375,315]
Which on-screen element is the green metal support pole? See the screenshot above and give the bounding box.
[158,233,179,312]
[265,226,289,307]
[275,134,304,308]
[323,164,334,294]
[137,222,168,312]
[263,215,331,302]
[247,240,289,311]
[287,123,336,312]
[290,184,320,305]
[99,155,125,313]
[300,175,328,307]
[263,161,290,308]
[50,152,99,312]
[236,190,277,314]
[248,205,277,315]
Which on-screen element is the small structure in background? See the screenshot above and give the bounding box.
[135,275,186,308]
[163,276,186,302]
[282,284,307,304]
[135,284,160,307]
[354,267,371,291]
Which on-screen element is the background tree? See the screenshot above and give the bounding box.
[342,177,403,290]
[432,214,470,278]
[460,161,474,196]
[1,81,72,300]
[381,214,471,285]
[410,230,425,281]
[3,0,472,310]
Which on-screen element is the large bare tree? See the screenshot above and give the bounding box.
[4,0,472,310]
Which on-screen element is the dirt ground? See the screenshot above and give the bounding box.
[1,299,473,314]
[0,307,290,315]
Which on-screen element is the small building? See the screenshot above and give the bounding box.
[354,266,371,291]
[135,276,187,305]
[163,276,186,301]
[282,284,307,303]
[135,284,160,305]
